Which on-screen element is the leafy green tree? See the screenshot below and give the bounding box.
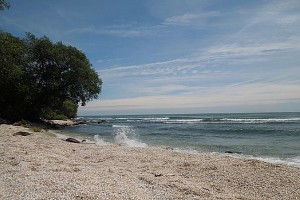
[24,33,102,119]
[62,99,78,118]
[0,0,10,10]
[0,32,102,121]
[0,32,29,121]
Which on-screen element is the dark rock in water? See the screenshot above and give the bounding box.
[44,121,61,129]
[66,138,80,143]
[13,131,31,136]
[82,139,86,143]
[225,151,242,154]
[76,120,86,125]
[97,120,107,124]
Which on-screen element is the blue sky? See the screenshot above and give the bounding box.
[1,0,300,115]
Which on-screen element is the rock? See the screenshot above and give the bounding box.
[66,138,80,143]
[154,173,163,177]
[225,151,242,154]
[97,120,107,124]
[42,119,79,129]
[13,131,31,136]
[165,174,175,176]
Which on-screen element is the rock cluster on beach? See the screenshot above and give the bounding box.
[43,119,80,129]
[0,124,299,199]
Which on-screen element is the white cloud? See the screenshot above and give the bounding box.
[1,17,30,32]
[236,0,300,36]
[203,40,300,59]
[99,35,300,81]
[65,10,221,38]
[82,0,300,114]
[164,13,201,25]
[250,0,300,25]
[163,12,220,26]
[80,83,300,112]
[65,26,155,37]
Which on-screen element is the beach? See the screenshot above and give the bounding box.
[1,124,300,199]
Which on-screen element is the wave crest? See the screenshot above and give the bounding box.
[113,125,147,147]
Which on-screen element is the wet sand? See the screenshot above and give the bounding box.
[0,124,299,199]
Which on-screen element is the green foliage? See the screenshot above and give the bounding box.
[62,100,78,119]
[13,119,32,127]
[13,119,44,132]
[31,126,42,132]
[0,0,10,10]
[0,32,29,121]
[40,107,68,120]
[0,32,102,121]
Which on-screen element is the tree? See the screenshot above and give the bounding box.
[0,0,10,10]
[24,33,102,119]
[0,32,29,121]
[0,32,102,121]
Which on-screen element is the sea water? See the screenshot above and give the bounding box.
[63,112,300,167]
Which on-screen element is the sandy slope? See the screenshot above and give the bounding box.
[0,124,299,199]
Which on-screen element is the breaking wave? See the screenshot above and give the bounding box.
[94,135,108,146]
[113,117,300,124]
[112,125,147,147]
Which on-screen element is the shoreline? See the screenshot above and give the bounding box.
[64,131,300,169]
[1,124,300,199]
[59,123,300,169]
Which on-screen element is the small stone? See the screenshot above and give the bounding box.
[66,138,80,143]
[225,151,241,154]
[13,131,31,136]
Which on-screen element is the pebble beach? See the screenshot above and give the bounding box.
[1,124,300,199]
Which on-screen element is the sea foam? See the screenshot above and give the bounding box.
[94,135,108,146]
[113,125,147,147]
[227,154,300,168]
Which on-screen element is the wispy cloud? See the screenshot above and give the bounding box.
[250,0,300,25]
[0,17,30,32]
[65,10,222,38]
[89,0,300,114]
[202,39,300,60]
[99,36,300,80]
[162,11,220,26]
[80,82,300,113]
[65,26,158,37]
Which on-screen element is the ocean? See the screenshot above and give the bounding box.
[63,112,300,167]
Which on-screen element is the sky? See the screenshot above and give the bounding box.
[1,0,300,115]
